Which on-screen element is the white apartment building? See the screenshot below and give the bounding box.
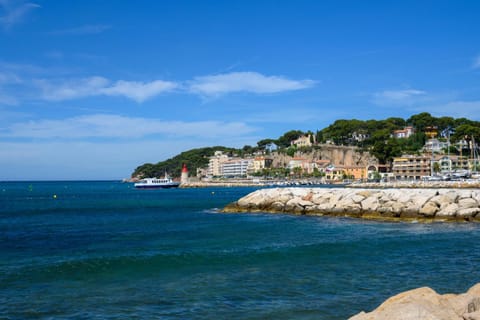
[423,139,448,153]
[222,158,253,177]
[208,151,229,177]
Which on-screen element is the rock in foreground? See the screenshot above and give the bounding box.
[223,188,480,221]
[349,283,480,320]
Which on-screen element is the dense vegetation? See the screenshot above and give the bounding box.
[317,113,480,164]
[132,112,480,178]
[132,146,239,179]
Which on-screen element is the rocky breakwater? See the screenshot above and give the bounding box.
[222,188,480,221]
[349,283,480,320]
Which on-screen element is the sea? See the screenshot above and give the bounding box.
[1,181,480,319]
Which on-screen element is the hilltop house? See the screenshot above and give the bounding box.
[291,134,315,148]
[393,126,415,139]
[423,139,448,153]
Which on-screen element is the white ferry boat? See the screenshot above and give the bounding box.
[134,175,180,189]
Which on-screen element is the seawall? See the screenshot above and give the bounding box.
[222,187,480,221]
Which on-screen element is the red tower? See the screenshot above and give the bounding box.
[181,163,189,184]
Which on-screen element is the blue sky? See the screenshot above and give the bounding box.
[1,0,480,180]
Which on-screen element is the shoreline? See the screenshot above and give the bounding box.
[348,180,480,189]
[179,179,480,189]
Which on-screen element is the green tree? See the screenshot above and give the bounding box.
[276,130,304,148]
[286,146,297,157]
[371,138,402,164]
[406,112,436,132]
[257,139,276,150]
[292,166,302,178]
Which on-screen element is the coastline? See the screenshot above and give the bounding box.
[179,178,330,188]
[178,178,480,189]
[348,180,480,189]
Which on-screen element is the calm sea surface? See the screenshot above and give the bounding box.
[1,181,480,319]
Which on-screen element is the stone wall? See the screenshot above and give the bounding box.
[271,144,376,168]
[223,187,480,221]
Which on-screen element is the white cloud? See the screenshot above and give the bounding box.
[372,89,427,106]
[35,77,178,103]
[189,71,315,97]
[101,80,178,103]
[35,76,109,101]
[0,115,260,180]
[0,0,39,30]
[2,114,257,139]
[49,24,111,36]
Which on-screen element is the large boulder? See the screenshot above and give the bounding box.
[349,283,480,320]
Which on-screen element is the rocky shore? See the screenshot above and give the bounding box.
[348,180,480,189]
[222,187,480,221]
[349,283,480,320]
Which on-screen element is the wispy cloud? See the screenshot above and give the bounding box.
[0,61,46,74]
[35,76,109,101]
[0,71,21,84]
[101,80,178,103]
[1,114,257,139]
[35,77,179,103]
[372,89,427,106]
[0,0,39,30]
[473,55,480,69]
[0,92,17,105]
[1,66,317,104]
[0,70,22,105]
[189,71,315,97]
[49,24,111,36]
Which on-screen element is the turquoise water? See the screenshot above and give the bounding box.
[1,181,480,319]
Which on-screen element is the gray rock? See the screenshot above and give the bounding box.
[419,201,439,217]
[458,198,479,209]
[457,208,480,218]
[436,203,459,217]
[361,196,380,212]
[351,194,366,204]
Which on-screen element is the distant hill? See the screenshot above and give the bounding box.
[132,146,240,179]
[131,112,480,178]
